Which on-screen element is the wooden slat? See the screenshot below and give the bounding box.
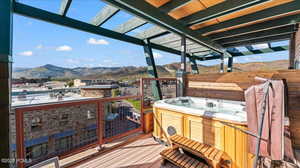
[59,0,72,16]
[145,0,171,8]
[161,147,210,168]
[170,135,231,168]
[168,0,206,19]
[150,33,181,44]
[190,0,294,30]
[91,5,119,26]
[167,0,225,20]
[185,70,300,149]
[134,26,168,39]
[114,17,147,34]
[76,135,165,168]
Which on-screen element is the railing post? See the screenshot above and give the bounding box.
[97,102,104,147]
[0,0,13,168]
[143,39,162,100]
[15,110,25,168]
[140,78,145,131]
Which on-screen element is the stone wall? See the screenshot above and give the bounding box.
[10,101,98,162]
[80,89,111,98]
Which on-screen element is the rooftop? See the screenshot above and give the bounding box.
[80,84,119,89]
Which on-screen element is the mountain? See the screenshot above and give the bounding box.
[13,60,289,80]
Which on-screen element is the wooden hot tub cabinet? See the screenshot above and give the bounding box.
[153,107,254,168]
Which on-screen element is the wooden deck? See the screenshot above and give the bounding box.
[74,134,174,168]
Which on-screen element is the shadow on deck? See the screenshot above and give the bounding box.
[57,134,176,168]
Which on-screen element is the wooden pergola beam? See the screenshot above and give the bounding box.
[196,0,300,35]
[181,0,270,26]
[208,14,300,40]
[216,25,297,44]
[222,33,292,48]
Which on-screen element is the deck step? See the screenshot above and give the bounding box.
[170,135,231,168]
[160,148,209,168]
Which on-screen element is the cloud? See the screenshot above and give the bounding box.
[26,22,33,26]
[83,58,95,62]
[18,51,33,56]
[101,59,119,67]
[65,59,80,64]
[56,45,72,51]
[36,44,43,49]
[153,52,163,59]
[103,59,112,63]
[87,38,109,45]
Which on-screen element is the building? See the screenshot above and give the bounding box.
[74,78,116,87]
[80,85,119,98]
[10,102,98,164]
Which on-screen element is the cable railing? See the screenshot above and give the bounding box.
[12,78,177,168]
[13,95,142,168]
[140,78,177,109]
[140,78,178,133]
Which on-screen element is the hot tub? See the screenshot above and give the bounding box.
[154,96,247,123]
[152,96,253,168]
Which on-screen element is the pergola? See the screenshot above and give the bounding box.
[1,0,300,167]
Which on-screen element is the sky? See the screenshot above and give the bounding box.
[13,0,289,68]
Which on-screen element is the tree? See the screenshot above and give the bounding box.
[66,80,74,87]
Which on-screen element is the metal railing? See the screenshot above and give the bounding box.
[14,95,142,168]
[13,78,176,168]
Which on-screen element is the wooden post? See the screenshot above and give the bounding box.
[0,1,13,168]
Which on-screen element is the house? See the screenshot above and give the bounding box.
[80,85,119,98]
[74,78,116,87]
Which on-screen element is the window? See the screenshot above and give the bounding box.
[87,129,97,141]
[59,114,69,125]
[79,129,97,144]
[55,136,73,153]
[61,114,68,120]
[31,117,42,131]
[25,143,48,160]
[87,110,95,119]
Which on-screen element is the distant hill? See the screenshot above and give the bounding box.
[13,60,289,80]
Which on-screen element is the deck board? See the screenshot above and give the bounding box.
[76,136,170,168]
